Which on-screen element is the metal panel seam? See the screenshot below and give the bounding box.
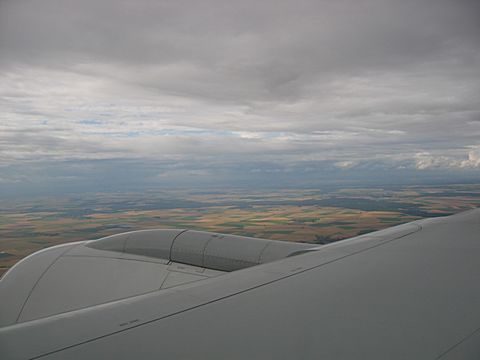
[436,325,480,359]
[256,241,272,265]
[121,235,130,253]
[15,244,82,324]
[200,234,217,268]
[168,229,189,262]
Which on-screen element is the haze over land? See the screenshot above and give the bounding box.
[1,0,480,195]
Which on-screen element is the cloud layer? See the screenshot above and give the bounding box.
[1,0,479,193]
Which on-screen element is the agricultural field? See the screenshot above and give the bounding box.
[1,183,479,276]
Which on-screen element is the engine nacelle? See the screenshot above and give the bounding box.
[88,229,315,271]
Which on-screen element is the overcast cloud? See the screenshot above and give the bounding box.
[0,0,479,194]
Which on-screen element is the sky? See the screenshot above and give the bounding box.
[0,0,479,196]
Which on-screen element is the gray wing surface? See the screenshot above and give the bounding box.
[1,209,479,359]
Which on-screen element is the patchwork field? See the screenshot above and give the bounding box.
[1,183,479,276]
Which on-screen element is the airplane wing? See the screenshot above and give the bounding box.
[1,208,479,359]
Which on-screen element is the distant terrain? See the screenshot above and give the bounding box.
[1,183,479,276]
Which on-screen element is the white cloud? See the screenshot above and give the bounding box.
[415,147,480,170]
[334,161,357,169]
[461,147,480,168]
